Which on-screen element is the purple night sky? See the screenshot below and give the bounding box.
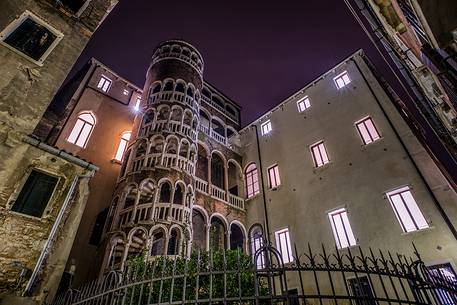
[71,0,384,125]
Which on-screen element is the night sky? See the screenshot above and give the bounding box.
[70,0,384,125]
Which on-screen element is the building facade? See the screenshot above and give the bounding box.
[0,1,116,304]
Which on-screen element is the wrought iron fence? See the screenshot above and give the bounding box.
[51,244,457,305]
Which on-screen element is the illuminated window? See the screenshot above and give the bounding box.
[114,132,132,161]
[245,163,260,198]
[267,164,281,188]
[134,97,141,111]
[67,112,96,148]
[297,96,311,112]
[310,141,329,167]
[123,89,129,95]
[356,117,380,144]
[0,11,64,65]
[97,75,111,92]
[275,228,293,264]
[328,208,356,249]
[334,71,351,89]
[386,186,428,233]
[261,120,272,135]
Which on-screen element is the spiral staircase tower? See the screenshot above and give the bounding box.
[103,40,204,270]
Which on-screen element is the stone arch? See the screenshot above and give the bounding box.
[123,184,138,208]
[165,135,179,154]
[211,150,227,189]
[227,159,244,197]
[107,234,125,269]
[150,135,165,154]
[149,225,167,256]
[157,104,170,121]
[138,179,156,205]
[163,79,174,91]
[158,179,173,203]
[167,225,183,255]
[170,105,183,122]
[125,227,148,262]
[229,220,247,251]
[179,138,190,158]
[209,213,228,250]
[183,109,193,126]
[189,144,197,163]
[175,80,186,93]
[173,181,186,205]
[211,116,225,138]
[134,138,148,158]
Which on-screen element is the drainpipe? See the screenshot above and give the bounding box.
[253,125,271,244]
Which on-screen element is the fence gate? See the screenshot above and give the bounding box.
[50,244,457,305]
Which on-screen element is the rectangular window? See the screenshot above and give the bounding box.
[11,170,59,218]
[261,120,272,135]
[97,75,112,92]
[427,263,457,304]
[0,11,64,65]
[386,186,428,233]
[310,141,329,167]
[58,0,88,15]
[328,208,356,249]
[275,228,293,264]
[356,117,380,145]
[123,89,130,95]
[334,71,351,89]
[268,164,281,188]
[297,96,311,112]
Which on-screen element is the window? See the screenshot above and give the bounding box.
[328,208,356,249]
[386,186,428,233]
[261,120,272,135]
[297,96,311,112]
[245,163,260,198]
[356,117,380,144]
[427,263,457,305]
[134,97,141,111]
[58,0,88,15]
[89,208,108,246]
[334,71,351,89]
[310,141,329,167]
[10,169,59,218]
[68,112,96,148]
[251,230,265,269]
[0,11,64,65]
[267,164,281,188]
[97,75,112,92]
[275,228,293,264]
[114,132,132,161]
[123,89,129,95]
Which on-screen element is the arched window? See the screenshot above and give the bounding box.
[245,163,260,198]
[175,82,185,93]
[68,112,96,147]
[173,184,184,205]
[114,131,131,161]
[250,225,265,269]
[159,182,172,202]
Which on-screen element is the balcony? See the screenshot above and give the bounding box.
[194,177,245,211]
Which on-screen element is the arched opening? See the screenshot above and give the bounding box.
[108,237,124,269]
[249,225,265,268]
[228,160,243,197]
[150,136,164,153]
[197,144,208,180]
[179,140,189,158]
[119,149,131,177]
[166,137,179,154]
[157,106,170,120]
[211,152,225,189]
[211,119,225,138]
[163,80,174,91]
[245,163,260,199]
[159,182,172,203]
[183,111,192,126]
[135,140,147,158]
[167,228,181,255]
[170,107,182,122]
[175,82,185,93]
[139,180,155,205]
[142,110,155,125]
[199,110,210,133]
[150,228,166,256]
[68,112,96,148]
[226,127,235,139]
[173,184,184,205]
[209,216,226,250]
[126,229,148,261]
[186,87,194,97]
[225,105,237,118]
[189,145,196,163]
[192,209,206,251]
[230,223,245,251]
[152,83,161,94]
[124,186,137,208]
[212,96,224,110]
[185,190,193,208]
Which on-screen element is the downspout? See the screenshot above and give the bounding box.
[352,57,457,242]
[253,125,271,244]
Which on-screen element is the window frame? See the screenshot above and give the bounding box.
[8,168,61,219]
[386,186,429,233]
[67,112,96,148]
[97,75,112,93]
[267,164,281,189]
[0,10,64,66]
[261,120,272,136]
[274,227,294,264]
[355,116,381,145]
[134,97,141,111]
[328,207,357,249]
[310,141,330,168]
[245,163,260,199]
[333,71,351,89]
[114,131,132,162]
[297,96,311,112]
